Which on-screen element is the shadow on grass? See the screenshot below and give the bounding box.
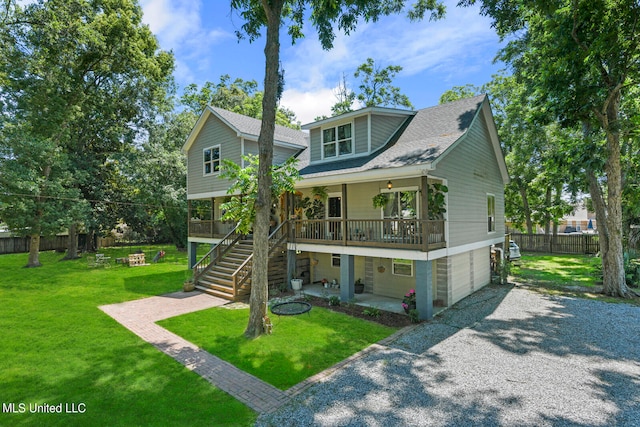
[122,270,185,296]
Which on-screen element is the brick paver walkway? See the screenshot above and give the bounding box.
[100,290,414,414]
[99,291,289,413]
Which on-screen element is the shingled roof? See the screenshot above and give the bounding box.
[183,106,307,152]
[298,95,487,178]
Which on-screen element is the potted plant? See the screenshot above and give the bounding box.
[402,289,416,314]
[354,278,365,294]
[321,278,329,288]
[372,193,389,209]
[183,278,195,292]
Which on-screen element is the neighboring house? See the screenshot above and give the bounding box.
[560,203,597,233]
[182,95,509,320]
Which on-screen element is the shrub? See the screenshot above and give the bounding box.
[408,309,420,323]
[328,295,341,306]
[363,307,381,318]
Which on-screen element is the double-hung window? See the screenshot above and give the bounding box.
[382,190,418,219]
[204,145,220,175]
[487,194,496,232]
[322,123,352,158]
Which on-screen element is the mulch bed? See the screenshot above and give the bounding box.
[304,295,415,328]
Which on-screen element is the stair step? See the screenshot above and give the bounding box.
[198,274,233,288]
[195,285,245,301]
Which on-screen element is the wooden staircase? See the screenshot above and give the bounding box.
[195,239,254,301]
[192,222,288,302]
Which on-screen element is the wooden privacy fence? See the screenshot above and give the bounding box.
[0,235,70,255]
[511,233,600,255]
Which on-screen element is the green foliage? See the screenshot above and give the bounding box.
[330,58,414,115]
[218,154,300,234]
[427,182,448,220]
[363,306,381,318]
[180,76,299,128]
[408,309,420,323]
[624,250,640,288]
[0,0,174,261]
[439,84,481,104]
[372,193,390,209]
[328,295,341,306]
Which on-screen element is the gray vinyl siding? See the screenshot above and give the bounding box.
[308,113,406,162]
[243,141,300,165]
[370,114,406,151]
[449,247,491,305]
[354,116,368,154]
[187,115,242,196]
[436,113,506,247]
[309,128,321,162]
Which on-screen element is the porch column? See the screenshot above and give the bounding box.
[287,249,297,288]
[187,241,198,269]
[341,183,348,246]
[340,254,354,302]
[415,260,433,320]
[421,176,429,251]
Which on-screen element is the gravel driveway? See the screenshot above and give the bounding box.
[257,285,640,426]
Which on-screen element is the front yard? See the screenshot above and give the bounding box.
[0,246,399,425]
[0,247,255,426]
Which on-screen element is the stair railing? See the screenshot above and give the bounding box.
[192,224,243,283]
[231,220,289,293]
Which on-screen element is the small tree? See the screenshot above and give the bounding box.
[218,155,300,234]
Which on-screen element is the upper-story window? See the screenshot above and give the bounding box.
[204,145,220,175]
[322,123,352,158]
[487,194,496,232]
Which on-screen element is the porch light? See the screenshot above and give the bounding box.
[387,180,393,189]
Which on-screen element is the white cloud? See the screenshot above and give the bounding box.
[280,0,500,108]
[140,0,235,88]
[280,87,337,125]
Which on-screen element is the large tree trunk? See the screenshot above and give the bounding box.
[519,186,534,234]
[26,230,42,268]
[244,0,284,338]
[585,105,628,297]
[63,222,80,260]
[543,186,551,235]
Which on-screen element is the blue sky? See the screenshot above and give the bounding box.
[139,0,507,124]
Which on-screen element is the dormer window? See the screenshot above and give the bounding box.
[204,145,220,175]
[322,123,352,159]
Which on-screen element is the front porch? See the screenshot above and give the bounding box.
[188,218,446,251]
[296,283,447,317]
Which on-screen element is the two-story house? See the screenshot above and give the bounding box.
[183,95,509,320]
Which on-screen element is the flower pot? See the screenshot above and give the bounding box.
[183,281,195,292]
[291,279,303,291]
[354,283,365,294]
[403,302,416,314]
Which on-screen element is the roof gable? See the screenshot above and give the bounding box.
[182,106,307,153]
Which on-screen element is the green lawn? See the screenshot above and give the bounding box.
[0,247,255,426]
[511,253,600,289]
[159,305,397,390]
